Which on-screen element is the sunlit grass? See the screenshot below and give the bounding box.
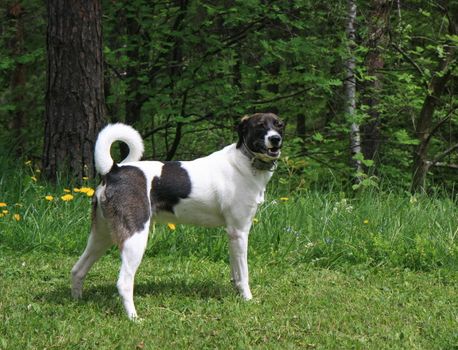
[1,157,457,348]
[1,159,457,270]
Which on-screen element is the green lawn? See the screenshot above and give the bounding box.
[1,251,457,349]
[1,167,457,348]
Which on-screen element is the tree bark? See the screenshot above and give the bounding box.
[121,13,143,159]
[410,3,457,192]
[410,70,452,192]
[8,2,27,157]
[361,0,390,163]
[43,0,105,181]
[345,0,362,175]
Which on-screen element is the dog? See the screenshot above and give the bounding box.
[71,112,284,319]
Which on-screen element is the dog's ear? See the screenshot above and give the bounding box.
[236,115,250,148]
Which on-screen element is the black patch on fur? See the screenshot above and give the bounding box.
[102,164,150,236]
[151,161,192,213]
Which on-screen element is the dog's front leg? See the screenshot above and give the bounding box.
[226,227,252,300]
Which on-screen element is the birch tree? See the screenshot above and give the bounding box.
[345,0,362,176]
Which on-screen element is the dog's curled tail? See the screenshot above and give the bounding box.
[94,123,144,175]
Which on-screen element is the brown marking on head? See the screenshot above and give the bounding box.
[236,113,285,159]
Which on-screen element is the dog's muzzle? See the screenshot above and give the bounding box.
[266,135,282,158]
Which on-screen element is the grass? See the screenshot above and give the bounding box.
[0,159,457,348]
[1,253,457,349]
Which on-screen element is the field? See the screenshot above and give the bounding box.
[0,162,457,349]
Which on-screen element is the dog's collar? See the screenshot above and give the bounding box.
[240,142,278,172]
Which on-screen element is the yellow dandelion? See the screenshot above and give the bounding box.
[73,188,81,193]
[2,210,9,214]
[280,197,289,202]
[31,176,38,182]
[0,202,7,208]
[61,194,74,201]
[14,214,21,221]
[63,189,71,193]
[82,176,89,181]
[78,187,95,197]
[0,213,4,218]
[167,223,176,231]
[363,219,369,224]
[45,195,54,201]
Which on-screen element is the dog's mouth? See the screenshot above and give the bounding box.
[266,146,281,158]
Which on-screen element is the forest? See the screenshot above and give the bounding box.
[1,1,457,348]
[0,0,456,193]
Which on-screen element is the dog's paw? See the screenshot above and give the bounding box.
[128,313,143,323]
[242,291,253,301]
[131,316,144,323]
[71,288,83,300]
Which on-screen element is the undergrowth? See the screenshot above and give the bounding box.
[1,157,457,272]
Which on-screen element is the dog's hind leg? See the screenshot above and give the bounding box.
[117,221,150,320]
[71,224,112,299]
[226,227,252,300]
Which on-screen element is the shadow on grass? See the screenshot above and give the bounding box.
[40,277,231,311]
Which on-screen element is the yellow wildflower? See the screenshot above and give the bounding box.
[363,219,369,224]
[0,202,7,208]
[61,194,74,202]
[280,197,289,202]
[82,176,89,181]
[63,189,71,193]
[79,187,95,197]
[253,218,259,224]
[14,214,21,221]
[0,213,4,218]
[167,223,176,231]
[31,176,37,182]
[3,210,9,214]
[73,188,81,193]
[45,195,54,201]
[24,160,32,166]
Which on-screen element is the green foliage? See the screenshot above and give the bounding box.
[0,0,456,189]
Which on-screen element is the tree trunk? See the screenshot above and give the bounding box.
[43,0,105,182]
[361,0,390,163]
[410,4,457,192]
[411,70,452,192]
[121,14,143,159]
[8,2,27,157]
[345,0,362,175]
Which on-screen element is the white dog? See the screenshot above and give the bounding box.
[71,113,284,319]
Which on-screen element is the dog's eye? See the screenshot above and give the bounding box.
[274,120,284,128]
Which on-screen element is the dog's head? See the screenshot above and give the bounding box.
[236,113,285,160]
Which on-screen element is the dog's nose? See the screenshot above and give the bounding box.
[268,135,282,146]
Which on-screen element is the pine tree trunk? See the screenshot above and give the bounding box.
[43,0,105,182]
